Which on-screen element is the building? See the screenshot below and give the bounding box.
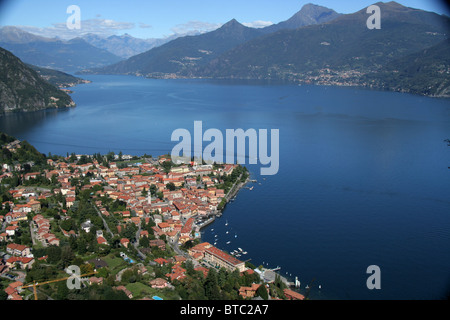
[120,238,130,248]
[6,256,34,269]
[283,288,305,300]
[203,246,246,272]
[239,283,261,299]
[89,276,104,285]
[114,286,133,299]
[149,278,169,289]
[6,243,31,257]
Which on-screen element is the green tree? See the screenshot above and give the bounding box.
[256,284,269,300]
[140,235,149,248]
[204,268,221,300]
[166,182,176,191]
[46,246,62,264]
[60,246,75,268]
[55,280,70,300]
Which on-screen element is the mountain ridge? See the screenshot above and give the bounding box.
[80,17,265,77]
[0,26,123,73]
[261,3,341,33]
[193,1,450,97]
[0,47,76,114]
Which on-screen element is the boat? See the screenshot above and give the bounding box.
[238,248,243,252]
[234,234,237,238]
[225,220,228,226]
[226,231,229,234]
[242,251,247,254]
[226,241,231,244]
[249,186,254,190]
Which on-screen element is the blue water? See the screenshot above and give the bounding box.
[1,75,449,299]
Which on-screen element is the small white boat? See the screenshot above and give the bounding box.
[226,241,231,244]
[226,231,229,234]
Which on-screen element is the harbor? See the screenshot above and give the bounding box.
[196,174,308,296]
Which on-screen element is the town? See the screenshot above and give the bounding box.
[0,133,304,301]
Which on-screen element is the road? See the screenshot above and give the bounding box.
[133,218,148,261]
[90,200,113,237]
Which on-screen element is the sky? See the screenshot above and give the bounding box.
[0,0,449,39]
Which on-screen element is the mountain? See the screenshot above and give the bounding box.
[0,26,53,43]
[362,38,450,97]
[0,131,46,165]
[0,26,123,73]
[81,32,201,59]
[81,33,168,59]
[0,47,75,114]
[27,64,91,88]
[81,4,341,78]
[81,19,265,77]
[261,3,341,33]
[196,2,449,96]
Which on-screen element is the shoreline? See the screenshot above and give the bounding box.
[196,173,249,232]
[195,173,305,297]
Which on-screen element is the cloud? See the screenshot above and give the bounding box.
[170,20,222,35]
[242,20,273,28]
[139,22,152,29]
[17,18,135,39]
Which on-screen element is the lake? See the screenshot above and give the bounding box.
[1,75,450,299]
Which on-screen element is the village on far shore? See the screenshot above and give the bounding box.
[0,135,304,301]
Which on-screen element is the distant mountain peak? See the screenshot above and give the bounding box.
[0,25,54,43]
[221,18,245,28]
[261,3,341,33]
[287,3,341,25]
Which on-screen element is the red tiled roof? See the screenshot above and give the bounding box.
[205,246,243,266]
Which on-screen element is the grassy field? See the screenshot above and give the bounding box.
[125,282,179,300]
[103,255,127,274]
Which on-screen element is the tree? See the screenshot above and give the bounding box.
[166,182,176,191]
[217,268,228,288]
[60,218,74,232]
[204,268,221,300]
[60,246,75,268]
[140,235,149,248]
[46,246,62,264]
[55,280,69,300]
[256,284,269,300]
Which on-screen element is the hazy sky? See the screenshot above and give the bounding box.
[0,0,448,39]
